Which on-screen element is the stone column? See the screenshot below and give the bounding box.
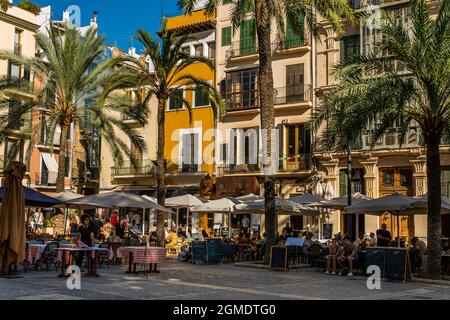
[321,159,340,232]
[410,155,427,239]
[325,27,337,86]
[361,157,379,198]
[322,159,340,195]
[410,156,427,196]
[361,157,379,233]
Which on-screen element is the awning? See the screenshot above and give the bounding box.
[41,153,58,184]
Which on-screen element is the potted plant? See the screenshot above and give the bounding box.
[44,218,56,236]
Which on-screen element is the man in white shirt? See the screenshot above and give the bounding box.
[241,216,250,236]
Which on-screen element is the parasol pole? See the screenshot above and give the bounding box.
[176,206,179,230]
[142,208,145,236]
[397,211,401,248]
[63,206,68,236]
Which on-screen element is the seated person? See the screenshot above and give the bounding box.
[234,232,244,245]
[279,228,289,243]
[410,236,427,272]
[166,229,179,252]
[325,238,341,275]
[376,224,392,247]
[337,236,358,277]
[177,228,186,240]
[368,232,377,246]
[354,232,367,249]
[201,229,209,240]
[302,232,313,256]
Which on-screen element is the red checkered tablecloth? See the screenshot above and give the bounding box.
[26,243,114,264]
[118,247,167,264]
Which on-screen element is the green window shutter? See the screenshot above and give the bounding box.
[286,13,305,48]
[195,87,209,107]
[340,38,345,63]
[221,27,232,46]
[339,170,348,197]
[341,35,360,63]
[223,0,233,4]
[240,19,256,56]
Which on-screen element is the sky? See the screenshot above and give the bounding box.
[22,0,180,52]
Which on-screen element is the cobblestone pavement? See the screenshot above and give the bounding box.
[0,260,449,300]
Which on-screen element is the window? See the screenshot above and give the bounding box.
[14,29,22,54]
[194,87,209,107]
[168,88,184,110]
[9,63,20,79]
[208,41,216,59]
[181,133,199,173]
[285,64,305,103]
[286,124,311,161]
[400,169,412,187]
[194,44,203,57]
[220,144,227,162]
[223,0,232,4]
[340,35,360,63]
[382,170,395,187]
[240,19,256,55]
[286,13,305,48]
[222,27,232,47]
[222,68,258,111]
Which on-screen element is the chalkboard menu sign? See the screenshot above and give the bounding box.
[365,248,386,277]
[192,241,207,265]
[322,224,333,240]
[270,246,288,271]
[385,248,411,282]
[206,238,222,264]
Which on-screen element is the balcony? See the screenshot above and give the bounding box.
[350,0,408,10]
[219,163,261,175]
[362,126,420,151]
[111,159,156,179]
[279,153,312,172]
[271,35,310,54]
[273,84,312,106]
[226,40,258,61]
[224,92,258,113]
[339,182,365,197]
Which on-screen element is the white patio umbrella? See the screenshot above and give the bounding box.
[234,193,263,203]
[310,192,372,210]
[234,197,320,216]
[289,194,322,205]
[191,198,239,236]
[52,191,84,235]
[67,192,173,212]
[165,194,207,230]
[345,193,420,247]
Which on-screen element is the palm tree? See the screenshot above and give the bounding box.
[101,23,223,246]
[179,0,355,263]
[0,0,11,12]
[0,25,147,192]
[315,0,450,277]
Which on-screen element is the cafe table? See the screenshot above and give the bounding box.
[57,247,108,278]
[118,246,167,274]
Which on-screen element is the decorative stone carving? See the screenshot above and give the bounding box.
[410,156,427,195]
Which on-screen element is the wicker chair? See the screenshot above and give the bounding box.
[98,242,111,269]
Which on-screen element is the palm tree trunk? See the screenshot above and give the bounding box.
[56,125,69,193]
[425,135,442,277]
[255,0,276,264]
[156,98,166,247]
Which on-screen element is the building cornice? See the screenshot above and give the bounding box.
[0,11,39,32]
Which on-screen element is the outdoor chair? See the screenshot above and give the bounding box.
[313,247,329,272]
[23,243,30,273]
[309,243,323,267]
[287,246,298,265]
[98,242,111,269]
[37,242,60,271]
[354,250,367,275]
[221,243,237,263]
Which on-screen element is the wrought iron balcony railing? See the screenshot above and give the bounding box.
[339,182,365,197]
[219,163,261,175]
[279,153,312,172]
[226,39,258,59]
[271,34,309,52]
[111,159,156,178]
[273,84,312,105]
